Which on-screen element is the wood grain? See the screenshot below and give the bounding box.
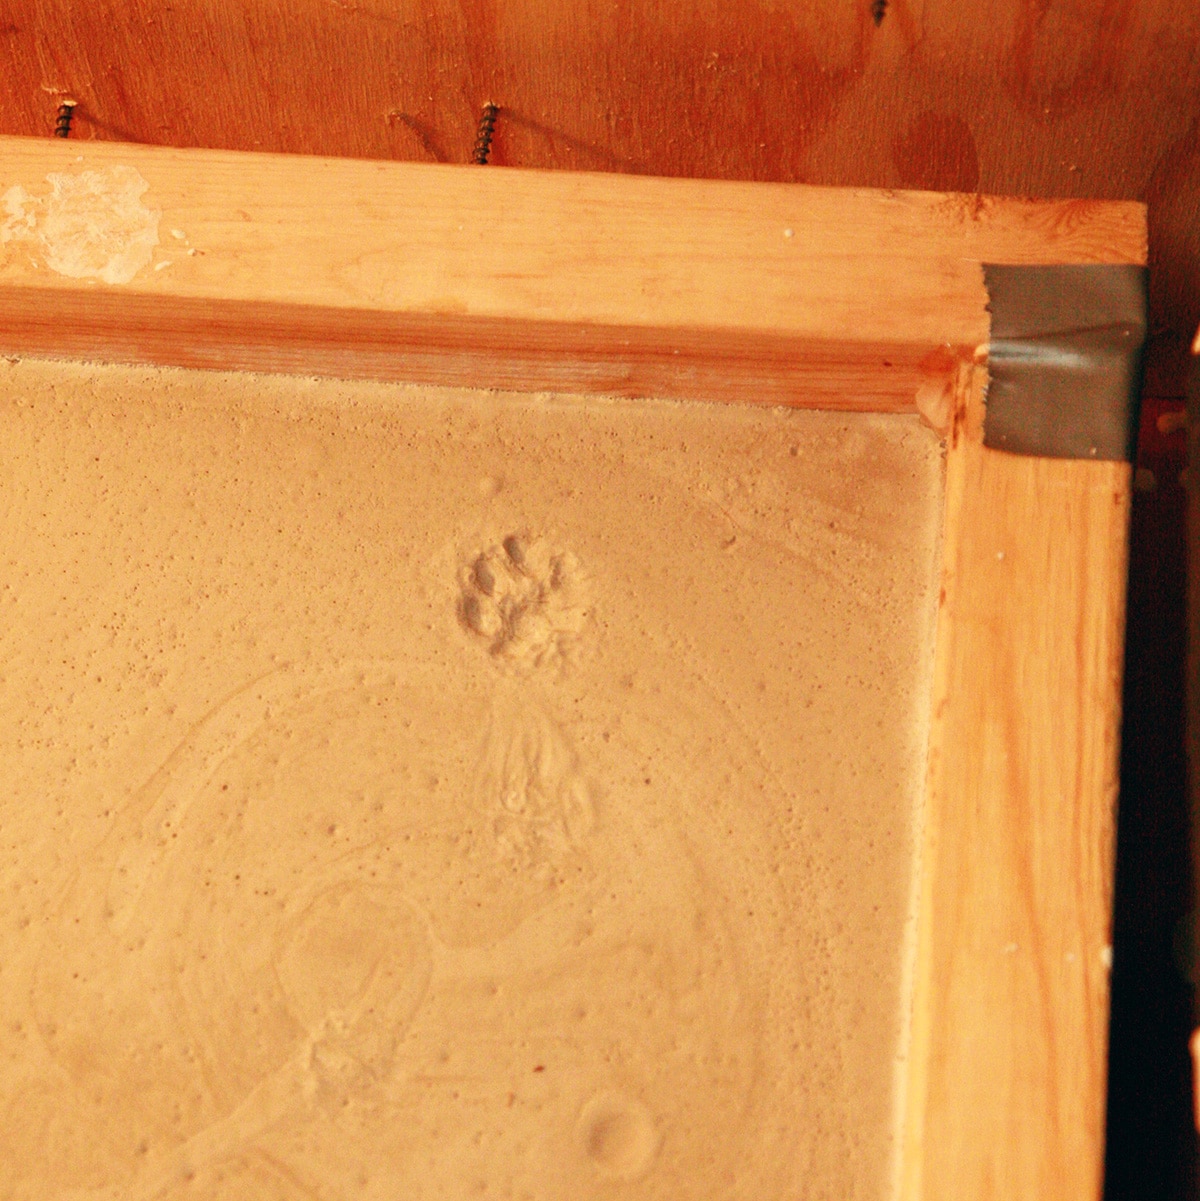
[0,136,1145,409]
[902,363,1131,1199]
[0,0,1196,392]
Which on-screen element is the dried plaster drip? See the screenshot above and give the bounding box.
[0,165,160,284]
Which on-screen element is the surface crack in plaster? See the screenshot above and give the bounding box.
[1,165,160,284]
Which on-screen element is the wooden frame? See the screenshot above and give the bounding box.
[0,136,1145,1198]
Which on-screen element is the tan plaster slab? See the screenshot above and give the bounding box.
[0,358,942,1200]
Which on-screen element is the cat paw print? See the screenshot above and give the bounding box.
[459,534,589,669]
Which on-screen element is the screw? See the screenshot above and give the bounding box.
[54,99,78,138]
[472,102,499,165]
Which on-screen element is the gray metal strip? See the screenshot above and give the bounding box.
[983,263,1147,461]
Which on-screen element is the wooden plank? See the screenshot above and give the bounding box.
[902,363,1132,1199]
[0,136,1144,407]
[1,0,1196,395]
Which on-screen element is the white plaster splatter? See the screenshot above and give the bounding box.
[0,165,160,285]
[1,185,37,241]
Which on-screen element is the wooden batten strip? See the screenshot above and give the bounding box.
[902,363,1132,1200]
[0,136,1144,407]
